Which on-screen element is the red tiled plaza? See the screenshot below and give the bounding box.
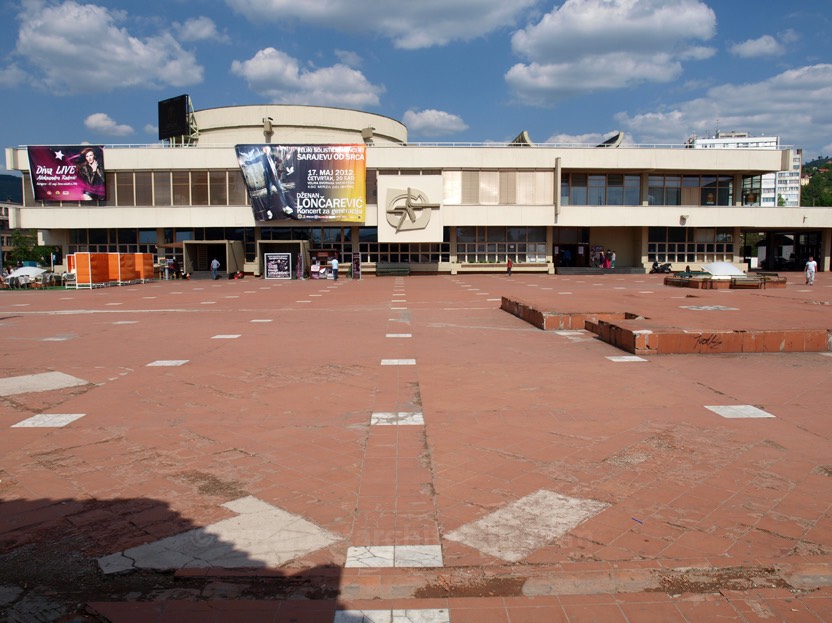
[1,271,831,622]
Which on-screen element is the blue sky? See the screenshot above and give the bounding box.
[1,0,831,173]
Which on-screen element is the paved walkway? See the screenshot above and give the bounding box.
[1,272,831,622]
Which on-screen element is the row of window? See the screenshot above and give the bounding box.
[456,243,548,264]
[23,170,776,208]
[647,227,734,263]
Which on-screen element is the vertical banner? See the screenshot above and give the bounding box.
[264,253,291,279]
[27,145,106,201]
[235,144,365,222]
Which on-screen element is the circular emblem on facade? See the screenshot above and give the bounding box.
[386,187,439,232]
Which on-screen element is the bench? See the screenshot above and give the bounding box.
[376,262,411,276]
[730,276,763,289]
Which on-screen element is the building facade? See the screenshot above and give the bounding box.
[690,131,803,207]
[5,105,830,276]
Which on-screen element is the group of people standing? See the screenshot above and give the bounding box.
[592,248,616,269]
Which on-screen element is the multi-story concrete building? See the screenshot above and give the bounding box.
[4,104,828,277]
[690,131,802,207]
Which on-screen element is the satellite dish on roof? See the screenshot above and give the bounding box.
[596,131,623,148]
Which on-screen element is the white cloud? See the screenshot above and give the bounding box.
[680,46,716,61]
[175,16,229,43]
[507,0,716,105]
[0,63,28,87]
[226,0,537,49]
[14,1,203,93]
[614,64,832,155]
[230,47,384,107]
[729,35,785,58]
[335,49,362,68]
[507,53,681,105]
[403,109,469,137]
[778,28,800,45]
[144,123,158,135]
[84,113,134,136]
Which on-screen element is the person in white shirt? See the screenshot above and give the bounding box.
[805,256,818,285]
[330,257,339,281]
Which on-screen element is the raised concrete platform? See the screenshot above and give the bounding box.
[502,280,832,354]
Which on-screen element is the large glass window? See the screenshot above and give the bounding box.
[139,229,156,244]
[154,172,171,206]
[116,172,135,206]
[570,174,587,205]
[135,172,152,205]
[454,226,546,264]
[588,175,606,205]
[648,227,734,263]
[563,173,641,205]
[742,175,762,206]
[172,172,190,206]
[229,170,248,205]
[191,171,209,206]
[648,175,682,205]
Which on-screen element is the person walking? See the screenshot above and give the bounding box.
[610,250,616,268]
[210,257,220,280]
[507,257,513,277]
[805,256,818,285]
[331,256,339,281]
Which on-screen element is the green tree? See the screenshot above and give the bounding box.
[802,169,832,207]
[6,230,54,267]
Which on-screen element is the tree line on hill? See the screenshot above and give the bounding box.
[802,157,832,207]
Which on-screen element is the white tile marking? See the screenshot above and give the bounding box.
[211,334,241,339]
[98,496,341,573]
[0,371,88,397]
[391,307,407,310]
[250,319,273,323]
[113,321,138,325]
[554,331,584,336]
[12,413,86,428]
[297,300,312,303]
[445,489,610,562]
[380,359,416,366]
[607,356,648,362]
[345,545,443,568]
[385,334,412,338]
[146,360,189,367]
[41,337,72,342]
[680,305,738,311]
[371,412,424,425]
[200,301,216,305]
[334,609,450,623]
[706,405,775,419]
